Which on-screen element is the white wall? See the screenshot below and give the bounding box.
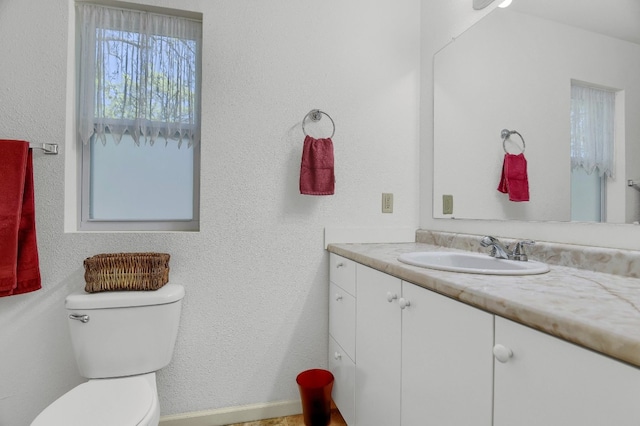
[421,0,640,250]
[0,0,421,424]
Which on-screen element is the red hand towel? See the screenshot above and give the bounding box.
[497,153,529,202]
[300,135,335,195]
[0,140,41,297]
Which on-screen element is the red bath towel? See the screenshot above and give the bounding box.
[497,153,529,202]
[0,140,41,297]
[300,135,335,195]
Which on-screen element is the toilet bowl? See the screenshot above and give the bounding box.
[30,283,184,426]
[31,373,159,426]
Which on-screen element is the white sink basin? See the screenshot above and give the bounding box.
[397,251,549,275]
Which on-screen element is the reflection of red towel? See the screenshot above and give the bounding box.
[0,140,41,297]
[497,153,529,202]
[300,135,335,195]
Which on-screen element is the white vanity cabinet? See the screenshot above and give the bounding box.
[329,252,640,426]
[493,316,640,426]
[354,261,493,426]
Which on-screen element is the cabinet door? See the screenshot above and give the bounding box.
[329,282,356,360]
[329,336,356,426]
[356,265,402,426]
[494,317,640,426]
[401,282,493,426]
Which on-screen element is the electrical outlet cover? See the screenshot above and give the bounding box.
[382,193,393,213]
[443,194,453,215]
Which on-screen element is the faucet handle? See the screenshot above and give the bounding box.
[512,240,535,261]
[480,236,511,259]
[480,236,498,257]
[480,235,499,247]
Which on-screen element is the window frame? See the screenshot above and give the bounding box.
[76,3,202,232]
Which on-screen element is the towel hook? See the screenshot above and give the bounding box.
[302,109,335,139]
[501,129,525,154]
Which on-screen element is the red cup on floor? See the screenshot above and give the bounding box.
[296,369,334,426]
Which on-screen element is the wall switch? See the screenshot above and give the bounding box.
[443,194,453,215]
[382,193,393,213]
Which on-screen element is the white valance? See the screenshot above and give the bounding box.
[570,83,615,178]
[77,4,201,147]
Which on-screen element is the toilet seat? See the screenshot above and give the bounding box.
[31,375,154,426]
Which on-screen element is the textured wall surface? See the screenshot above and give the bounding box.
[0,0,420,424]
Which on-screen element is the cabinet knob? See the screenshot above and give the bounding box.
[399,298,411,309]
[336,262,345,269]
[334,352,342,360]
[335,293,343,301]
[386,292,398,303]
[493,344,514,363]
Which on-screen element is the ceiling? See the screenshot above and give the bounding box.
[512,0,640,45]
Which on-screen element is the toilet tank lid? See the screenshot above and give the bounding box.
[65,283,185,310]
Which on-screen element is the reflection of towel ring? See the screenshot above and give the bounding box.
[302,109,335,138]
[501,129,525,154]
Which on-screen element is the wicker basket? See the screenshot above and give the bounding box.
[83,252,170,293]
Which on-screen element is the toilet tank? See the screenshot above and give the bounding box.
[65,284,185,379]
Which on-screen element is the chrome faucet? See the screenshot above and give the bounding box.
[480,236,511,259]
[480,236,535,261]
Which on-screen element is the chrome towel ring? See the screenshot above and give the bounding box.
[302,109,335,139]
[501,129,525,154]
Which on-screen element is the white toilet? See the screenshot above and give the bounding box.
[31,283,185,426]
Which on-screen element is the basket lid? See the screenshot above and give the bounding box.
[31,376,154,426]
[66,283,184,310]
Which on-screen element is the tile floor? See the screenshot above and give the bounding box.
[226,407,347,426]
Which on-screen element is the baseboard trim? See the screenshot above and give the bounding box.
[159,400,302,426]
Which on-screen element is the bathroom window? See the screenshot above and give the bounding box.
[76,3,202,231]
[570,82,616,222]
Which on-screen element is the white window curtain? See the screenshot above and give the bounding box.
[570,83,615,178]
[78,4,201,147]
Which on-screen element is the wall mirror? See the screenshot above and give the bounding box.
[433,0,640,224]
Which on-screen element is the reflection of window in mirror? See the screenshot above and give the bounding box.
[570,82,617,222]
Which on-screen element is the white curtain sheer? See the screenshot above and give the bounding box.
[78,4,201,147]
[570,83,615,178]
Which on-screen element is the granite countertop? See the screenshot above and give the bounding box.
[327,241,640,368]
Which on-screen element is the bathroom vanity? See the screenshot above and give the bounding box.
[327,234,640,426]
